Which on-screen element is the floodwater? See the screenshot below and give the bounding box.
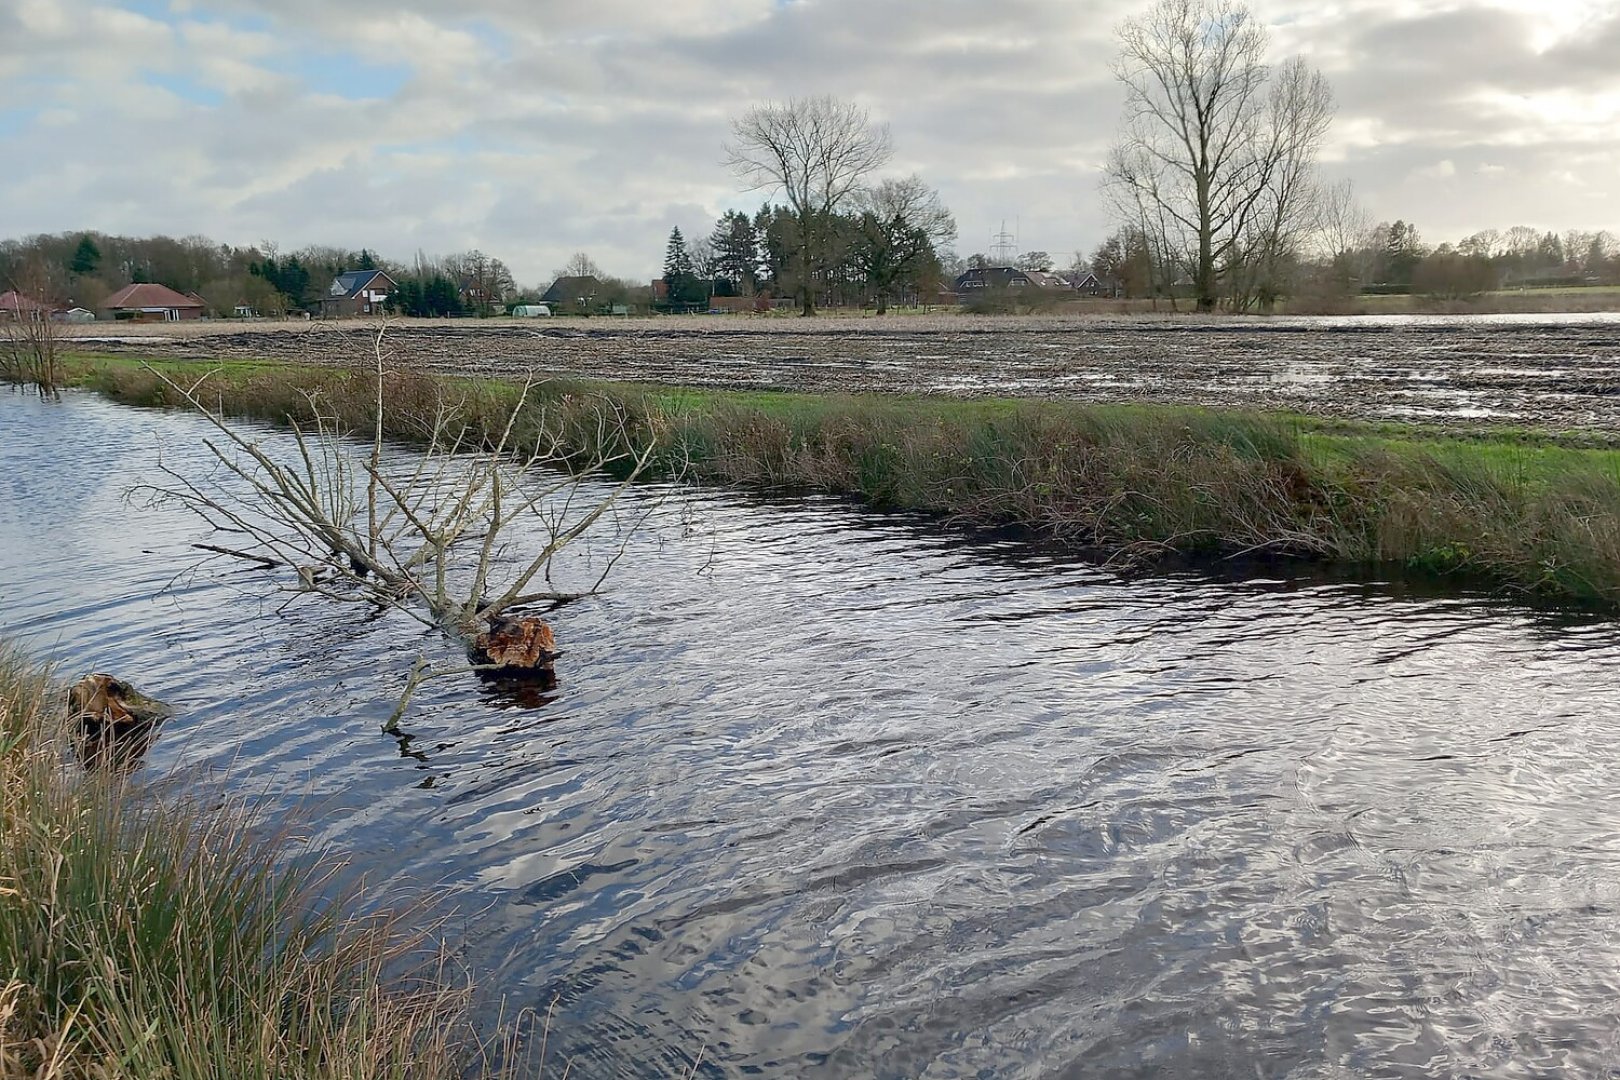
[5,391,1620,1078]
[83,311,1620,433]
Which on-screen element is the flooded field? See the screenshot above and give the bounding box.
[7,391,1620,1077]
[77,312,1620,433]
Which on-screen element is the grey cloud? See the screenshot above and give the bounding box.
[0,0,1615,284]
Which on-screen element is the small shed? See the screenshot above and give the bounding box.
[511,303,553,317]
[55,307,96,323]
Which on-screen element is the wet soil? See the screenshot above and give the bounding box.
[79,314,1620,434]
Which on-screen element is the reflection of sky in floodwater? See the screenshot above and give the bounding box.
[4,393,1620,1078]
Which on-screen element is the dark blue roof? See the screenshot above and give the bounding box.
[329,270,388,299]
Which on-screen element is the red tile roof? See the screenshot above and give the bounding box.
[0,290,50,313]
[104,283,205,310]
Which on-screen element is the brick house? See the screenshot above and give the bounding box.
[320,270,396,318]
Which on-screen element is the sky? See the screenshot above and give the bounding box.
[1,0,1616,285]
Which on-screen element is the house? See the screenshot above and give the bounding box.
[103,283,206,322]
[1063,271,1106,296]
[0,290,51,320]
[951,267,1071,292]
[320,270,396,318]
[542,275,601,310]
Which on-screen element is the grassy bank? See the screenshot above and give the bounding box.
[0,646,510,1077]
[60,353,1620,607]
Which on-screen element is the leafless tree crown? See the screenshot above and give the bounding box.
[726,96,893,220]
[1104,0,1334,311]
[854,176,957,249]
[725,96,893,315]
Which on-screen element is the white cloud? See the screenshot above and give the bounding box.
[1412,160,1458,181]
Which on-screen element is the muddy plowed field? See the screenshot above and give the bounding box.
[76,314,1620,433]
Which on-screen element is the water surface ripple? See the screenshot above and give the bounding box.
[3,393,1619,1078]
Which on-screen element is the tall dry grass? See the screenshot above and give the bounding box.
[0,646,520,1079]
[73,359,1620,606]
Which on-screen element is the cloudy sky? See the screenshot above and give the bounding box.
[1,0,1616,285]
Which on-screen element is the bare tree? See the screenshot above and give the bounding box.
[556,252,604,281]
[850,175,956,314]
[449,249,515,316]
[688,235,718,283]
[1229,57,1335,309]
[1314,179,1374,291]
[1,264,62,395]
[725,96,893,315]
[144,329,664,722]
[1105,0,1334,312]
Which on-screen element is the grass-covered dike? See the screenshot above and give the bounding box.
[65,352,1620,607]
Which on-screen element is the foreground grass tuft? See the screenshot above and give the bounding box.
[65,354,1620,607]
[0,645,507,1078]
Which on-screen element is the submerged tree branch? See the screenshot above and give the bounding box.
[138,326,674,713]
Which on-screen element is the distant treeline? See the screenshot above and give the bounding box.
[0,232,647,317]
[3,218,1616,319]
[1078,220,1620,308]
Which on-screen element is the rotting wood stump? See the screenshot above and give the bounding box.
[66,673,173,772]
[471,615,559,677]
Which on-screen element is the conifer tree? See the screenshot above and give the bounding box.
[70,235,100,276]
[662,227,705,307]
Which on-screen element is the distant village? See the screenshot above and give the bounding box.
[0,221,1126,325]
[1,215,1615,324]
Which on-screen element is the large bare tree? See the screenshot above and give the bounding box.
[725,96,893,316]
[1105,0,1334,312]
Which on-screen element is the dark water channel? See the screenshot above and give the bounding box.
[5,392,1620,1078]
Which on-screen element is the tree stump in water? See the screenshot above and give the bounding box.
[66,674,173,772]
[471,616,559,677]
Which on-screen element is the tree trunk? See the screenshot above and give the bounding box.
[471,615,558,676]
[876,292,889,315]
[1197,235,1217,313]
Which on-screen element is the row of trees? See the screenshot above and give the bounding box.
[1071,213,1620,305]
[716,96,957,315]
[661,174,957,313]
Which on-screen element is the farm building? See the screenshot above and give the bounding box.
[511,303,553,317]
[320,270,396,318]
[1063,271,1108,296]
[55,307,95,323]
[952,267,1071,292]
[542,275,600,310]
[102,283,206,321]
[0,290,51,320]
